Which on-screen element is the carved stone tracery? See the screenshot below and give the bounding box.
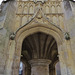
[16,0,64,31]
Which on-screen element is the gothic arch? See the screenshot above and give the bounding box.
[12,22,67,75]
[16,27,62,44]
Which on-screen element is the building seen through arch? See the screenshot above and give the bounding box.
[0,0,75,75]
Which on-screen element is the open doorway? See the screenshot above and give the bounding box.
[19,32,61,75]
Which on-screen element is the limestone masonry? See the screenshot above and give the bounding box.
[0,0,75,75]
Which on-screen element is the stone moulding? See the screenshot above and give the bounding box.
[29,59,51,66]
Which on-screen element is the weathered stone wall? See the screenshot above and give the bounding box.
[62,0,75,75]
[69,1,75,62]
[0,0,75,75]
[0,2,9,75]
[0,0,17,75]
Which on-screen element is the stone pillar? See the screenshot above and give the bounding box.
[12,41,21,75]
[5,40,16,75]
[49,66,55,75]
[52,68,55,75]
[29,59,51,75]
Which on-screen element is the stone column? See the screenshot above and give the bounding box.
[29,59,51,75]
[52,68,55,75]
[49,66,55,75]
[5,40,16,75]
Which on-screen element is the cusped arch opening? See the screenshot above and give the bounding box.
[19,32,61,75]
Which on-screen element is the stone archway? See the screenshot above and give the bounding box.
[21,32,58,75]
[11,23,67,75]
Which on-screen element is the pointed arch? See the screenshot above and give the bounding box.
[18,5,22,13]
[57,5,62,13]
[45,5,50,13]
[11,22,68,75]
[51,5,56,13]
[23,5,28,14]
[22,16,27,26]
[29,5,34,14]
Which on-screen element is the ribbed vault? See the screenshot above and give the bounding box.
[21,32,58,65]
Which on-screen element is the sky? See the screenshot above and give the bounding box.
[0,0,7,5]
[0,0,3,5]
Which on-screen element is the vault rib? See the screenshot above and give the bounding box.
[46,37,54,58]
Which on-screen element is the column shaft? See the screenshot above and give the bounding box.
[29,59,51,75]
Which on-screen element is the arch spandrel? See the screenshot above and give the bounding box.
[15,23,64,47]
[15,8,64,44]
[16,0,64,30]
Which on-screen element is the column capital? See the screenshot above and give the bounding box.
[29,59,51,66]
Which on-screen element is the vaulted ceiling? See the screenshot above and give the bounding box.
[22,32,58,65]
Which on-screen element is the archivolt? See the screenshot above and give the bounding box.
[15,24,64,47]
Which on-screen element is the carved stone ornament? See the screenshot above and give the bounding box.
[65,32,70,40]
[36,10,42,19]
[9,32,15,40]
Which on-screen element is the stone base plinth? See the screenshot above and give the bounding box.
[29,59,51,75]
